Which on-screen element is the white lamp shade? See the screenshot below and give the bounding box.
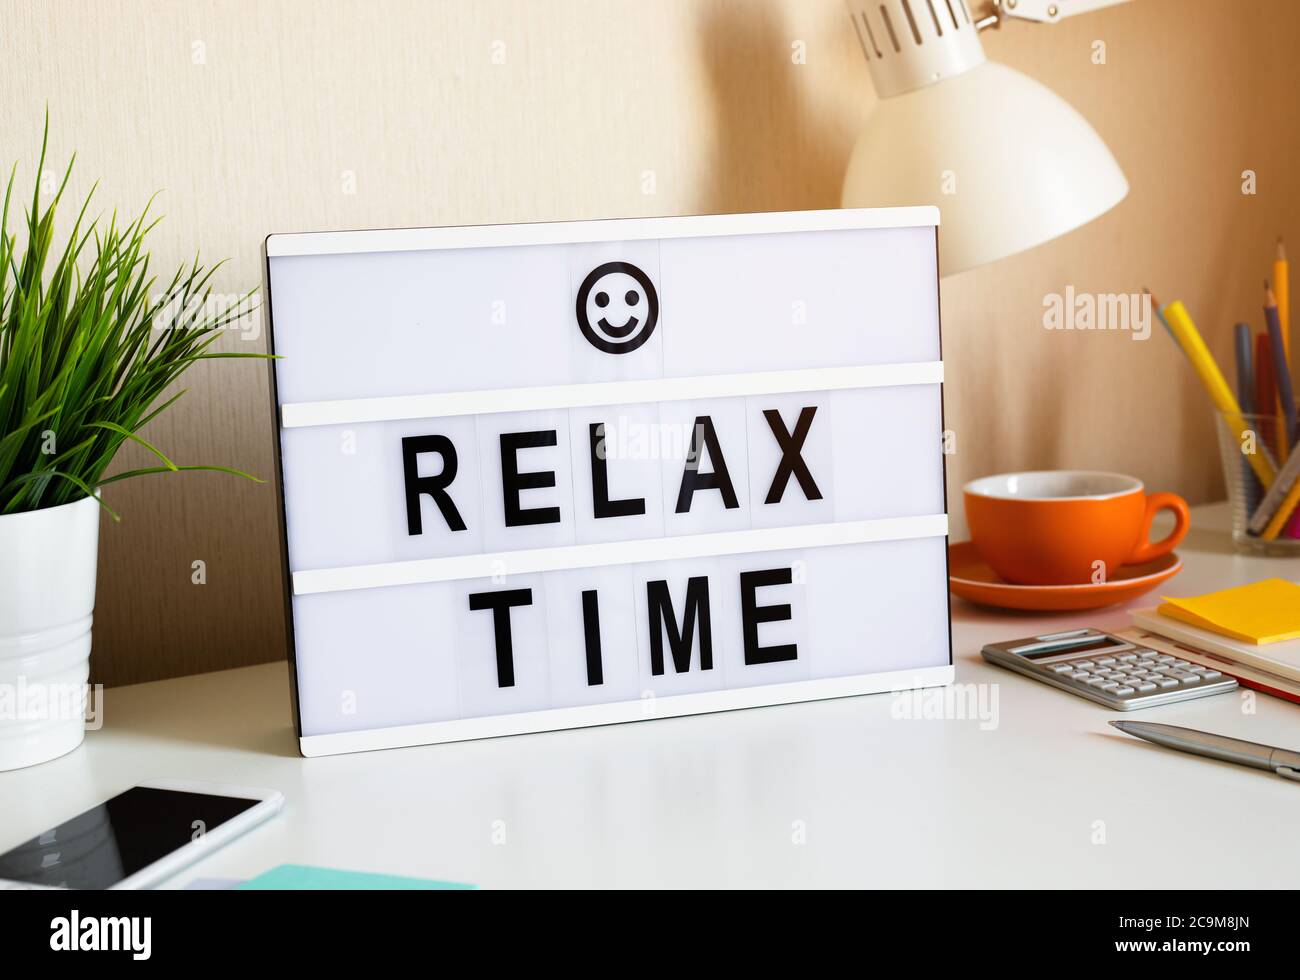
[841,60,1129,276]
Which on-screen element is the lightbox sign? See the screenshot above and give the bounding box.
[265,208,952,757]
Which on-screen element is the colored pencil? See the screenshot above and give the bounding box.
[1234,323,1255,415]
[1250,443,1300,537]
[1234,322,1261,512]
[1265,282,1298,449]
[1277,240,1300,538]
[1261,464,1300,540]
[1275,238,1290,365]
[1256,333,1279,457]
[1162,300,1276,487]
[1287,491,1300,539]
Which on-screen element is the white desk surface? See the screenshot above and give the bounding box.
[4,503,1298,889]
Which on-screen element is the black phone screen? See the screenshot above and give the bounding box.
[0,786,258,889]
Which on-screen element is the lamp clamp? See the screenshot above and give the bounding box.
[980,0,1133,30]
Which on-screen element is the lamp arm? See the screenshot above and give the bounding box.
[978,0,1134,29]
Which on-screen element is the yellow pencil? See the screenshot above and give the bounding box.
[1263,476,1300,539]
[1163,300,1276,487]
[1276,238,1290,364]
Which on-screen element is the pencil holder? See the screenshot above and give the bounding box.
[1215,411,1300,554]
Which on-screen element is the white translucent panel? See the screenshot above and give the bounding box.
[293,583,462,737]
[716,550,812,688]
[657,226,940,377]
[745,393,835,529]
[657,398,752,537]
[564,241,665,382]
[270,225,938,406]
[544,566,641,708]
[281,386,944,571]
[454,574,552,718]
[290,538,950,736]
[631,557,733,699]
[566,403,666,545]
[803,536,951,679]
[270,246,572,403]
[830,385,946,522]
[280,415,484,571]
[279,382,941,571]
[475,409,578,553]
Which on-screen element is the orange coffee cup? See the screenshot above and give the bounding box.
[963,471,1190,586]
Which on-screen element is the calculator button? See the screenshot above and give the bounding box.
[1179,675,1201,684]
[1086,677,1109,686]
[1197,670,1222,680]
[1050,664,1074,673]
[1117,654,1138,662]
[1114,686,1136,695]
[1157,679,1179,688]
[1095,657,1116,665]
[1135,682,1158,692]
[1138,651,1159,660]
[1072,661,1095,668]
[1171,660,1191,668]
[1100,682,1120,691]
[1155,655,1175,663]
[1070,671,1091,680]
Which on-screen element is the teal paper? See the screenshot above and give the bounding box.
[237,864,475,890]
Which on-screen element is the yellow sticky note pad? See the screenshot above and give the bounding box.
[1160,578,1300,645]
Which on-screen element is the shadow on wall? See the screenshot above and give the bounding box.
[694,2,850,215]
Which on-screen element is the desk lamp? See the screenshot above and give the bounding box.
[841,0,1133,275]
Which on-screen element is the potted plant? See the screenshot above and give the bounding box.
[0,122,264,770]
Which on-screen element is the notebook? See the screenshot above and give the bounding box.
[1130,605,1300,684]
[1158,579,1300,645]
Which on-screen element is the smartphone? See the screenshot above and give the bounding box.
[0,778,283,890]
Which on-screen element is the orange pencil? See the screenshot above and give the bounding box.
[1279,240,1300,538]
[1274,240,1290,466]
[1275,238,1290,365]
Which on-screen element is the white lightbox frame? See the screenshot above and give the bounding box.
[264,207,953,758]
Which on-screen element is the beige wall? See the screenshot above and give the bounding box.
[7,0,1298,686]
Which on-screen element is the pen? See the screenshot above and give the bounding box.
[1110,720,1300,782]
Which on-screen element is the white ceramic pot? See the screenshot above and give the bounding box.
[0,495,99,770]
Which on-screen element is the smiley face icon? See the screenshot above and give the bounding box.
[575,261,659,355]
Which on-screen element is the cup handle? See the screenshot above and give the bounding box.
[1127,492,1190,565]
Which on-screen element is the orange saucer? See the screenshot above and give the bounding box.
[948,541,1182,612]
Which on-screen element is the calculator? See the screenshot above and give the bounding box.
[981,628,1238,709]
